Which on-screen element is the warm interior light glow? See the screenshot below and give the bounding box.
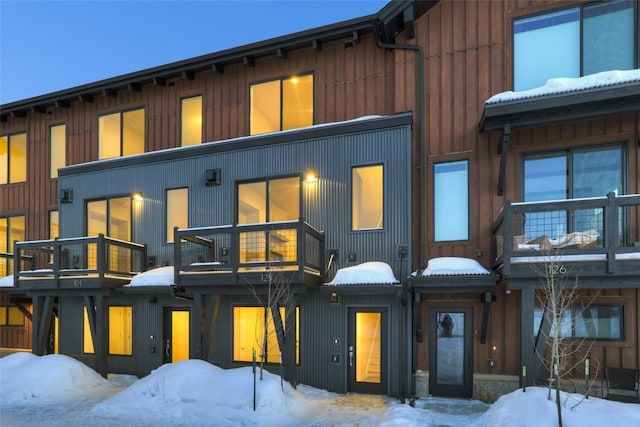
[305,171,318,183]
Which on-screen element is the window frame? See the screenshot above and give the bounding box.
[1,215,26,254]
[166,187,189,243]
[83,305,134,356]
[511,0,638,91]
[235,174,302,225]
[351,163,385,232]
[180,95,203,147]
[0,305,25,326]
[49,123,66,179]
[85,195,134,239]
[433,159,470,242]
[534,303,626,342]
[232,305,300,365]
[97,107,146,159]
[1,131,27,184]
[249,72,314,135]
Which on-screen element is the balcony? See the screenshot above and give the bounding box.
[174,219,325,288]
[492,193,640,281]
[1,252,35,278]
[13,235,147,290]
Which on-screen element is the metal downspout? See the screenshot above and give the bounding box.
[374,20,425,402]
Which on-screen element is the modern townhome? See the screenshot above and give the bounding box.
[1,0,639,402]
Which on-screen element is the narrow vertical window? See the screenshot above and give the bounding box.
[99,108,145,159]
[49,124,66,178]
[49,211,59,239]
[181,96,203,146]
[434,160,468,241]
[166,188,188,242]
[352,165,383,230]
[1,133,27,184]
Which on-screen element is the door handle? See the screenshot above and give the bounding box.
[165,339,171,358]
[349,345,354,367]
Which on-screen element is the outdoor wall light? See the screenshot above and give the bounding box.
[330,292,340,304]
[60,188,73,204]
[305,170,318,183]
[133,192,143,201]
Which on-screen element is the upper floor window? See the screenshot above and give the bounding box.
[513,0,636,90]
[352,165,383,231]
[181,96,202,146]
[98,108,145,159]
[434,160,469,241]
[250,74,313,135]
[49,124,66,178]
[166,188,188,242]
[0,215,25,254]
[237,176,300,224]
[0,132,27,184]
[49,210,59,239]
[523,144,623,242]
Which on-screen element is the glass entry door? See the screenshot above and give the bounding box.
[163,308,190,363]
[428,308,473,397]
[347,307,387,394]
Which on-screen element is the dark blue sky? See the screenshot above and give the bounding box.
[0,0,388,104]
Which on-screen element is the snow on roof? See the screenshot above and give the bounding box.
[419,257,491,277]
[328,261,399,285]
[126,266,174,287]
[0,275,13,287]
[486,69,640,104]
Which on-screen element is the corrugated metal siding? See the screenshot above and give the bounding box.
[59,119,413,278]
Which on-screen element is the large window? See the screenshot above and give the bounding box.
[523,145,623,241]
[86,197,132,270]
[513,0,636,90]
[233,306,299,364]
[83,305,133,355]
[181,96,202,146]
[352,165,383,231]
[434,160,469,241]
[237,177,299,264]
[166,188,188,243]
[534,304,624,341]
[98,108,145,159]
[250,74,313,135]
[49,124,66,178]
[1,215,25,254]
[0,306,24,326]
[1,132,27,184]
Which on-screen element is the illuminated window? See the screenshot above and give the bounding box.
[49,124,66,178]
[83,305,133,355]
[434,160,469,241]
[250,74,313,135]
[233,306,299,364]
[352,165,383,230]
[166,188,188,242]
[181,96,202,146]
[1,132,27,184]
[0,306,25,326]
[513,0,636,90]
[86,197,131,270]
[98,108,145,159]
[0,215,25,253]
[49,211,59,239]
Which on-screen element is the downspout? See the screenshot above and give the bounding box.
[373,18,425,403]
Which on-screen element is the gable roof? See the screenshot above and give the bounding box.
[0,0,438,121]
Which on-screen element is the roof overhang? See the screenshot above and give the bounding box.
[408,274,500,293]
[320,283,403,296]
[480,79,640,132]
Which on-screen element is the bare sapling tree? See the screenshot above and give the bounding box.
[533,251,600,427]
[246,266,297,388]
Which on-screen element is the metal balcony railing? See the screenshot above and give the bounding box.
[492,192,640,277]
[14,234,147,289]
[174,219,325,286]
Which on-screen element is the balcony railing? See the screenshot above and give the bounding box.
[174,219,325,286]
[1,252,35,278]
[14,234,147,289]
[492,193,640,278]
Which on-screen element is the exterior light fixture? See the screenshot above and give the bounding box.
[305,170,318,183]
[330,292,340,304]
[133,192,143,201]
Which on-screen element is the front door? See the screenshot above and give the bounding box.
[347,307,387,394]
[428,308,473,398]
[163,308,190,363]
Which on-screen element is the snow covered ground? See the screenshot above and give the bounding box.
[1,353,639,427]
